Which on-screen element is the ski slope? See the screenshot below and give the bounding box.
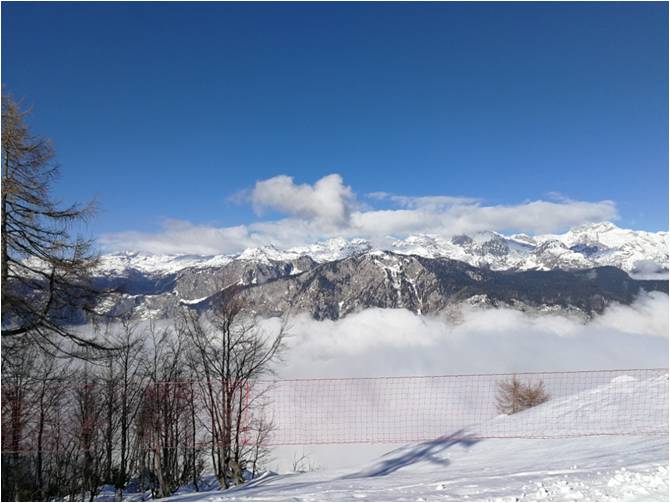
[161,373,668,502]
[164,436,667,502]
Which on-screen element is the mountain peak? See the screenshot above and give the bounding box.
[571,221,619,233]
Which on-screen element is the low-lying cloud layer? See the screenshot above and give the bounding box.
[267,292,668,379]
[100,174,618,254]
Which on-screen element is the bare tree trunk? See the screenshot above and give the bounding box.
[190,383,199,491]
[36,386,47,500]
[105,360,115,483]
[153,441,168,499]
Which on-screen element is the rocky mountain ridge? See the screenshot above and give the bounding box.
[91,223,668,321]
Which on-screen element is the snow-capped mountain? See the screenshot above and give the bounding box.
[390,223,668,275]
[97,222,668,277]
[95,250,234,275]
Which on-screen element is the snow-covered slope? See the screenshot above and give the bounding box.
[391,223,668,275]
[185,436,667,502]
[288,237,373,263]
[98,251,233,275]
[523,222,669,276]
[96,222,668,277]
[159,373,668,502]
[161,436,667,502]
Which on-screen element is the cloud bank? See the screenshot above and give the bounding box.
[100,173,618,254]
[265,292,668,379]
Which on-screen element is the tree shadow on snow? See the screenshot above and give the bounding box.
[341,430,481,478]
[162,432,482,501]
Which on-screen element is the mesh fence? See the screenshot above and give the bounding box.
[1,368,667,453]
[264,368,669,444]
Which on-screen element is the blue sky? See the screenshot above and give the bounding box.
[2,2,667,253]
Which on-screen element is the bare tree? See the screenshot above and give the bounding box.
[108,318,146,501]
[73,364,105,501]
[181,291,285,488]
[31,351,69,500]
[135,322,193,498]
[1,340,37,500]
[247,413,275,478]
[0,309,282,500]
[1,338,76,501]
[1,93,107,352]
[496,375,550,415]
[289,451,320,473]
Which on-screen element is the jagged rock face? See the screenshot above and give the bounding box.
[230,253,436,319]
[173,255,317,300]
[93,269,177,295]
[232,252,666,320]
[451,235,473,247]
[479,236,512,257]
[91,255,319,320]
[570,243,600,256]
[92,252,667,321]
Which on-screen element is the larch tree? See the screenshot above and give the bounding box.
[495,375,550,415]
[1,93,107,353]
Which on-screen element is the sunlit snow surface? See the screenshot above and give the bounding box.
[146,374,669,502]
[161,437,667,502]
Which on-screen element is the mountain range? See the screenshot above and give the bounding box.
[91,222,668,321]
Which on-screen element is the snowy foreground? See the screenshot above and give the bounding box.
[100,374,668,502]
[162,435,668,502]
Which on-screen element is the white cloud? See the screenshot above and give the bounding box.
[100,173,619,254]
[349,199,616,238]
[98,219,257,255]
[251,174,355,227]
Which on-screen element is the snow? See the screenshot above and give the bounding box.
[179,296,209,305]
[238,245,300,263]
[534,223,669,274]
[159,438,667,502]
[370,254,406,306]
[97,251,234,275]
[154,372,668,502]
[290,238,373,263]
